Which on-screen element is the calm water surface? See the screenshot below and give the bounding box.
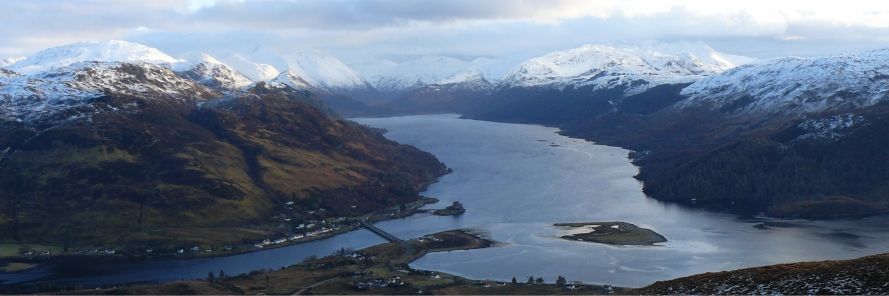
[3,114,889,287]
[356,114,889,287]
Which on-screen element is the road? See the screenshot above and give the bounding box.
[359,217,402,243]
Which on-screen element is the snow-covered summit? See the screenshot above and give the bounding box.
[0,61,215,123]
[173,52,253,90]
[364,56,497,93]
[216,46,371,93]
[6,40,181,74]
[432,69,492,91]
[437,68,485,84]
[679,48,889,115]
[280,50,372,92]
[172,52,227,70]
[500,41,751,95]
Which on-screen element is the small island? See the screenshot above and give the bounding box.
[432,201,466,216]
[554,221,666,246]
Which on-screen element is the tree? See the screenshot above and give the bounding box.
[527,276,534,284]
[535,277,544,284]
[556,275,567,286]
[511,277,517,284]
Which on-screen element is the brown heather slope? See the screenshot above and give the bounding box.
[0,78,447,251]
[635,252,889,295]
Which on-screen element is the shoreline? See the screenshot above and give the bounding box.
[554,221,667,246]
[58,229,625,295]
[0,195,446,279]
[0,161,453,265]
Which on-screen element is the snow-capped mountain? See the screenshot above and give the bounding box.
[0,61,215,123]
[218,46,372,94]
[500,41,752,95]
[432,69,493,91]
[679,49,889,115]
[6,40,181,74]
[279,50,373,93]
[363,56,497,94]
[173,52,253,90]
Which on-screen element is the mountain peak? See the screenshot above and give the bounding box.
[7,40,180,74]
[364,55,496,93]
[216,47,370,93]
[0,61,216,123]
[214,51,282,81]
[172,52,253,90]
[177,52,225,66]
[436,68,486,85]
[271,70,313,90]
[279,49,371,92]
[500,41,753,94]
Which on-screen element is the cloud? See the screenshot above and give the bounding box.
[3,0,889,67]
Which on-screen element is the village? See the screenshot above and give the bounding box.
[10,197,461,260]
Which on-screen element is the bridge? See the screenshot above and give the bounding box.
[358,217,403,243]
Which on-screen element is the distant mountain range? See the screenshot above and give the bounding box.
[0,40,750,116]
[498,41,751,93]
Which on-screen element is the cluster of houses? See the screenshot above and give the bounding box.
[343,250,376,261]
[351,276,407,290]
[20,249,56,256]
[253,226,339,249]
[42,248,117,256]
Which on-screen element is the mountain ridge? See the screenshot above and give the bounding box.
[0,47,447,250]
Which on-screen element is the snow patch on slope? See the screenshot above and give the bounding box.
[280,50,372,92]
[794,114,866,142]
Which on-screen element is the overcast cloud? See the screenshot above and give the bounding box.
[4,0,889,75]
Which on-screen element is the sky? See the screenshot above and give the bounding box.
[5,0,889,76]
